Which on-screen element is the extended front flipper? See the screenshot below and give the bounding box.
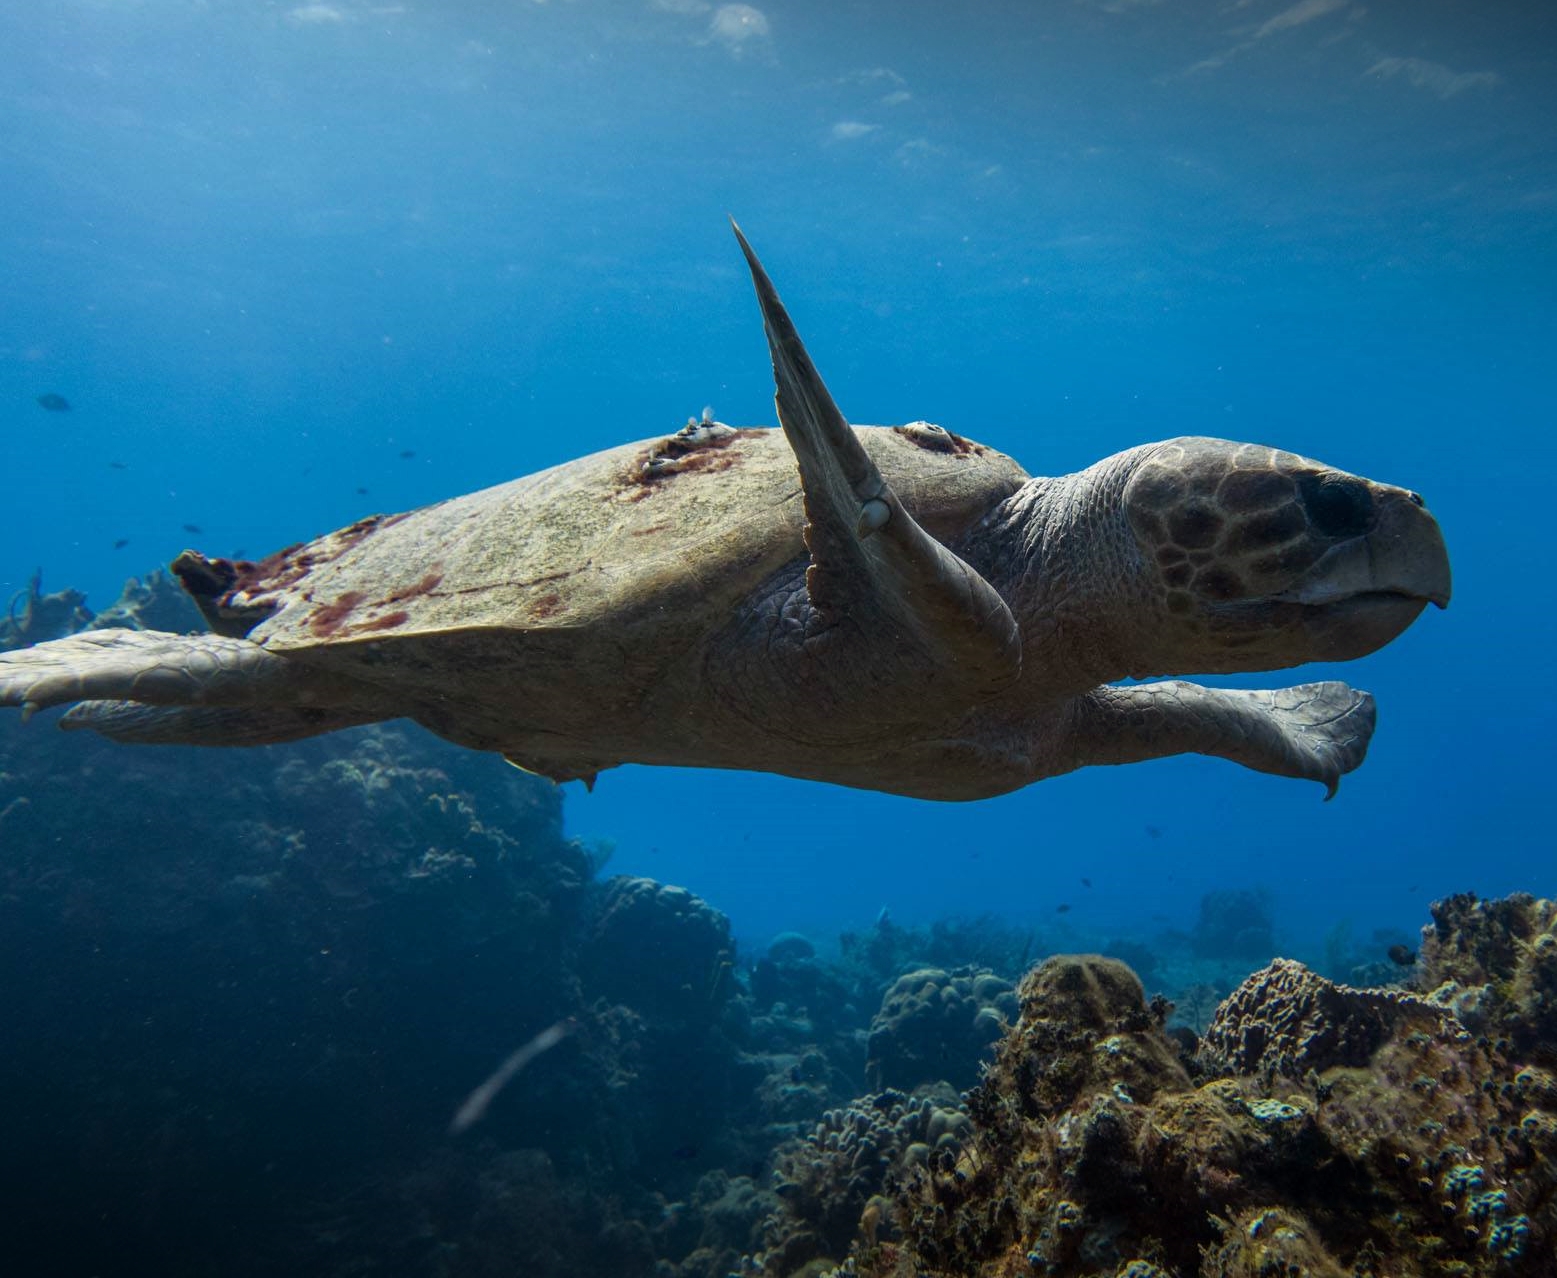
[1070,680,1376,798]
[733,224,1020,709]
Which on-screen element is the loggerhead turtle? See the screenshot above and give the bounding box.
[0,226,1449,801]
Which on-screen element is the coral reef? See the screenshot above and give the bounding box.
[2,566,202,652]
[582,875,736,1024]
[6,575,1552,1278]
[1196,956,1450,1077]
[0,569,93,650]
[865,967,1017,1091]
[840,912,1038,990]
[752,930,862,1035]
[87,567,206,633]
[1416,892,1557,1064]
[752,1085,973,1277]
[1191,888,1276,961]
[0,709,591,1277]
[846,914,1557,1278]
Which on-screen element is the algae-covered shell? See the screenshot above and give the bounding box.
[224,422,1026,651]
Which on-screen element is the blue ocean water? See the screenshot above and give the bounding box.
[2,0,1552,961]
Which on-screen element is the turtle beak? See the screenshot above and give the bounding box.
[1279,485,1451,611]
[1273,484,1450,662]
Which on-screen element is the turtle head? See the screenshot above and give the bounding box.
[1120,437,1450,674]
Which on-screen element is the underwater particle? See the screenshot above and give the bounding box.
[113,539,130,550]
[449,1018,575,1135]
[355,486,369,495]
[36,392,70,411]
[182,524,203,535]
[1146,825,1162,838]
[1388,943,1416,966]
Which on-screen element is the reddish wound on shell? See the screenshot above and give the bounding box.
[530,592,564,619]
[309,591,366,637]
[356,610,410,632]
[383,569,444,605]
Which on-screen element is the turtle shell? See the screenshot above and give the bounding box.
[221,422,1027,652]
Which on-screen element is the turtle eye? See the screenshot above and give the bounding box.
[1297,472,1373,540]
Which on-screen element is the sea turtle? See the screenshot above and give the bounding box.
[0,226,1450,800]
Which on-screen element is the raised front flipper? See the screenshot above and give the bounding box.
[1070,680,1376,798]
[733,224,1020,708]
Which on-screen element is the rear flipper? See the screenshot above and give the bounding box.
[60,700,389,746]
[1,628,296,716]
[1,628,394,745]
[1072,680,1376,798]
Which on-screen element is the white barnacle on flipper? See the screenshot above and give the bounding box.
[857,498,891,537]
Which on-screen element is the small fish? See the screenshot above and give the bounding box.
[398,449,416,459]
[1081,877,1092,889]
[113,538,130,550]
[36,393,70,412]
[1387,944,1416,967]
[355,486,369,495]
[1055,903,1071,914]
[182,523,203,534]
[670,1143,700,1161]
[108,461,128,470]
[1146,825,1162,838]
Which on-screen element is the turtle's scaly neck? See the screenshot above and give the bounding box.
[959,447,1159,697]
